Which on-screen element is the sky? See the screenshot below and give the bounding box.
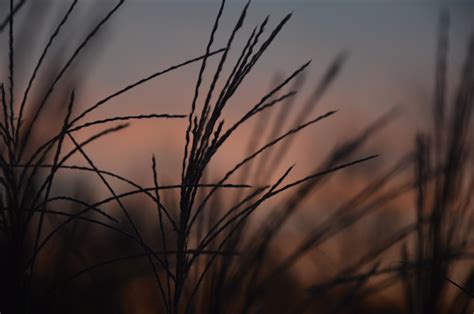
[78,0,473,176]
[1,0,473,186]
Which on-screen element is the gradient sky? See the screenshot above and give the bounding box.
[78,0,474,177]
[1,0,474,184]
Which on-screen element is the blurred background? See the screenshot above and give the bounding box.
[0,0,473,313]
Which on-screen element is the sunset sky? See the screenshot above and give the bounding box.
[1,0,473,183]
[82,0,474,178]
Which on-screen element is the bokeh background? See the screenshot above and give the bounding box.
[0,0,473,313]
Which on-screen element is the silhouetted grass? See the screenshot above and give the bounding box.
[0,1,472,314]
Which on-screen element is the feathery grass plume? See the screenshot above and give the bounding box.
[0,1,225,312]
[158,0,380,312]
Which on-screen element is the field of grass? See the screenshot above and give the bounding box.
[0,1,472,313]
